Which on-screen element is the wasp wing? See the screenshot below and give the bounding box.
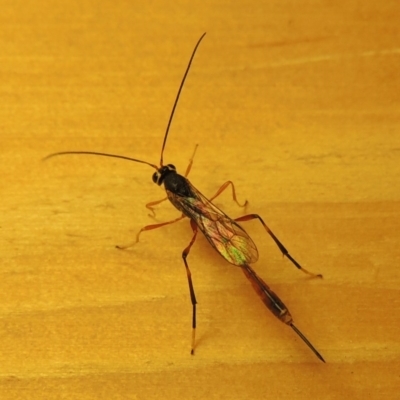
[167,181,258,266]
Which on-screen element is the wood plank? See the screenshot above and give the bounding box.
[1,1,399,399]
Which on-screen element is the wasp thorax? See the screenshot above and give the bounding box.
[152,164,176,185]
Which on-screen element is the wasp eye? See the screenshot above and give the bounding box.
[152,172,159,183]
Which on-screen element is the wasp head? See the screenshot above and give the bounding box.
[152,164,176,186]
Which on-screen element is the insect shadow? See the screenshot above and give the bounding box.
[44,33,325,362]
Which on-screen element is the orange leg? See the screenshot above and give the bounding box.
[116,214,186,249]
[185,144,247,208]
[234,214,322,278]
[146,197,168,217]
[209,181,248,208]
[184,144,199,177]
[185,144,247,209]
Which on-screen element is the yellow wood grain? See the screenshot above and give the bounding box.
[1,1,399,399]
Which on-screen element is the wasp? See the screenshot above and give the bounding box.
[45,33,325,362]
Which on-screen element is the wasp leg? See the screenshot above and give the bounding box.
[208,181,248,208]
[184,145,247,208]
[184,144,199,177]
[116,214,186,249]
[146,197,168,217]
[182,219,199,355]
[235,214,322,278]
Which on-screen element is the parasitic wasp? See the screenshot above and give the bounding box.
[45,32,325,362]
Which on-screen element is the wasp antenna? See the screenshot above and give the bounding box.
[43,151,158,170]
[160,32,207,167]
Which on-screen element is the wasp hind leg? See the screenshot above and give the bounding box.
[182,219,199,355]
[235,214,322,278]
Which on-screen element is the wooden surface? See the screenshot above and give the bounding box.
[1,1,400,399]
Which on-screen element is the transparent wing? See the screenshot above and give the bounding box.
[167,181,258,266]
